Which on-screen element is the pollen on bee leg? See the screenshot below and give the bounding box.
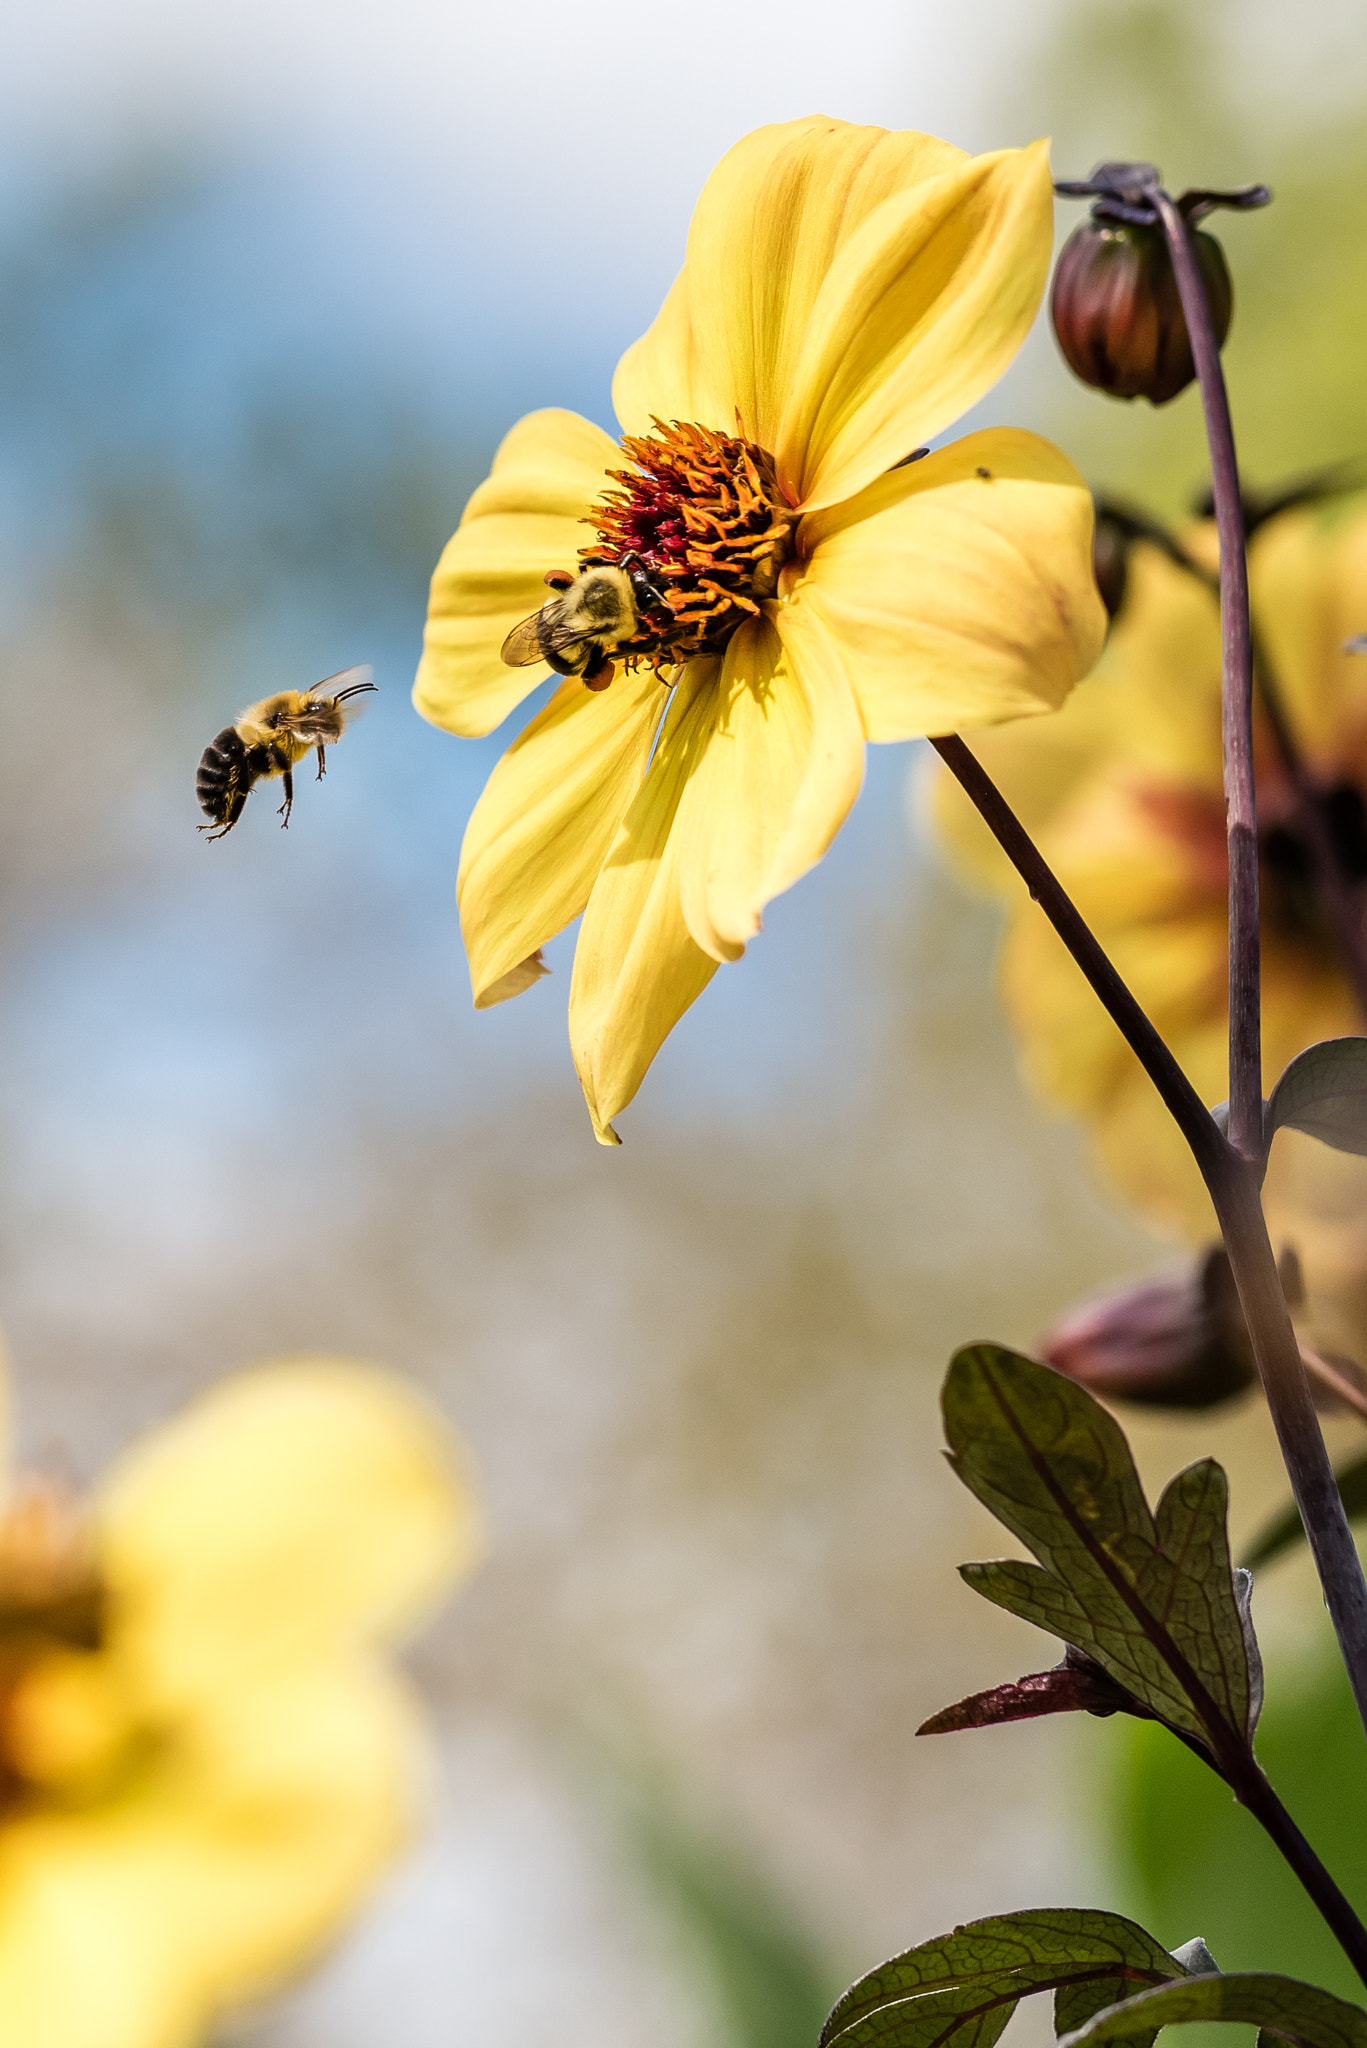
[583,657,615,691]
[543,570,575,590]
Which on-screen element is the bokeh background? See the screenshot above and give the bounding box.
[4,0,1367,2041]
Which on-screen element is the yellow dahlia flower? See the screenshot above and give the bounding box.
[416,116,1106,1143]
[932,494,1367,1292]
[0,1354,477,2048]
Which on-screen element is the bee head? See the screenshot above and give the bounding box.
[619,553,670,620]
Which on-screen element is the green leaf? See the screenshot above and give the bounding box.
[944,1345,1258,1750]
[1054,1934,1215,2048]
[819,1908,1182,2048]
[1265,1040,1367,1158]
[1241,1451,1367,1572]
[1057,1971,1367,2048]
[1055,1969,1161,2048]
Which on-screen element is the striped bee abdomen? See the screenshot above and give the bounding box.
[197,725,268,836]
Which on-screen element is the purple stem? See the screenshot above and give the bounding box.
[931,728,1367,1743]
[1151,187,1262,1166]
[1148,185,1367,1731]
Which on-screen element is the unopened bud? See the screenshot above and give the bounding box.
[1042,1248,1256,1408]
[1051,216,1232,406]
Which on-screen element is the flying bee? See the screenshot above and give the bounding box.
[196,666,375,840]
[500,552,669,690]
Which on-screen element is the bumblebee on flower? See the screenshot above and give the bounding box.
[417,116,1106,1144]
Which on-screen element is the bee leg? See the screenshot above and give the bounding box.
[583,654,615,692]
[278,767,294,828]
[316,744,327,781]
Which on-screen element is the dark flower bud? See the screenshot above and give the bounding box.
[1041,1247,1256,1408]
[1051,216,1232,406]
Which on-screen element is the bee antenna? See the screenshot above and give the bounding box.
[333,680,379,703]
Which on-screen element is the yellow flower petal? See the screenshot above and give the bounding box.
[569,666,721,1143]
[612,268,700,440]
[1043,783,1223,931]
[1251,494,1367,765]
[7,1653,134,1793]
[927,538,1223,892]
[1091,1060,1218,1242]
[642,119,968,458]
[674,609,864,961]
[1002,902,1229,1116]
[775,143,1055,509]
[458,667,666,1006]
[922,676,1114,895]
[99,1359,477,1708]
[796,428,1105,739]
[478,951,551,1006]
[1082,947,1367,1257]
[414,409,618,737]
[0,1662,422,2048]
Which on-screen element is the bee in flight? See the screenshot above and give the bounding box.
[501,552,668,690]
[196,666,376,841]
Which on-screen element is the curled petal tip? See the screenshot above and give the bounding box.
[474,950,551,1009]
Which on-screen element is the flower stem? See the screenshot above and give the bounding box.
[1149,180,1367,1728]
[1207,1159,1367,1734]
[928,736,1224,1180]
[1232,1761,1367,1988]
[931,733,1367,1743]
[1151,188,1262,1167]
[1301,1343,1367,1428]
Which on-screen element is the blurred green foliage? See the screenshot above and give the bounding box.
[624,1789,839,2048]
[1109,1633,1367,2001]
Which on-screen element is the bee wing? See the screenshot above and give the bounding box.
[310,662,373,696]
[501,611,551,667]
[500,594,615,670]
[309,664,376,725]
[541,610,605,655]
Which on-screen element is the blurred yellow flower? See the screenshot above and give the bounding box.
[931,493,1367,1298]
[0,1354,478,2048]
[416,116,1106,1143]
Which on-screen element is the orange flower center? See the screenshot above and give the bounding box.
[0,1478,106,1809]
[582,418,797,671]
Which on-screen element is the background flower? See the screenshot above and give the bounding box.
[930,493,1367,1323]
[0,1354,477,2048]
[416,117,1105,1143]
